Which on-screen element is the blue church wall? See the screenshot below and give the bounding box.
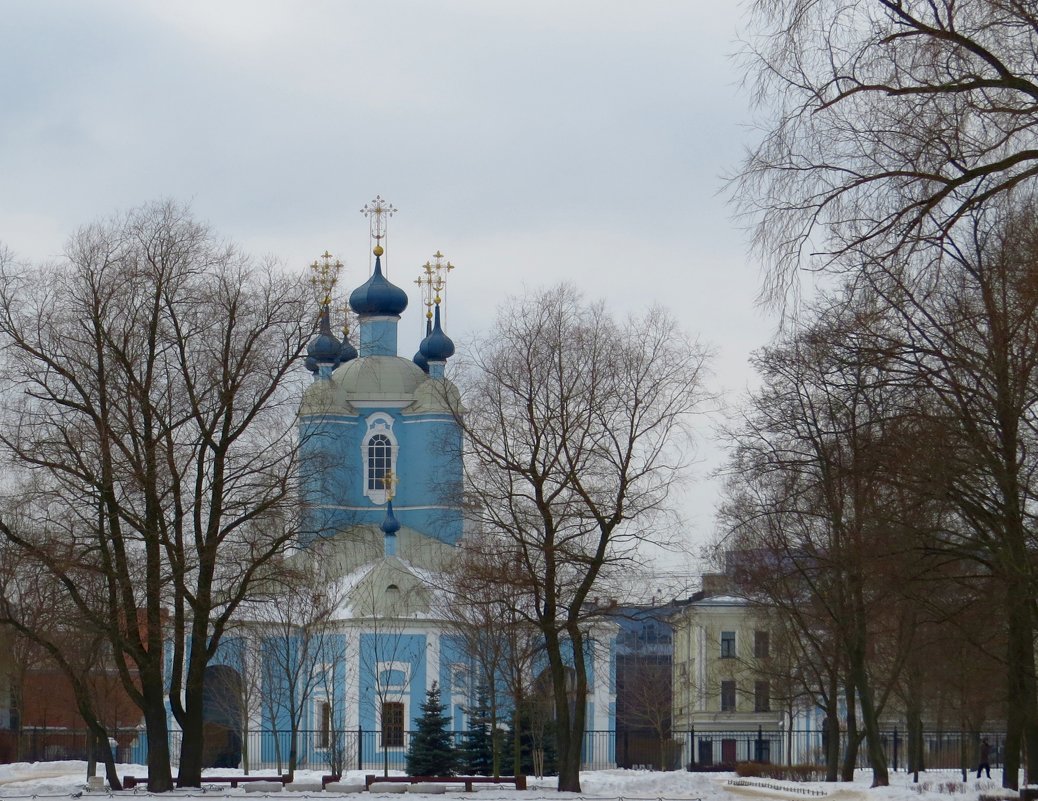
[438,634,472,731]
[299,406,463,546]
[258,635,295,765]
[250,632,347,767]
[397,415,463,544]
[357,630,421,763]
[298,416,361,546]
[209,635,246,671]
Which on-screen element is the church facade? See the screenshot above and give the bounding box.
[201,206,617,773]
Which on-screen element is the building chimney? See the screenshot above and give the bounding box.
[701,573,732,597]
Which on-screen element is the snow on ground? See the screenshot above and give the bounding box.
[0,762,1016,801]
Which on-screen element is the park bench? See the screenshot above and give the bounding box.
[364,775,527,792]
[122,774,290,790]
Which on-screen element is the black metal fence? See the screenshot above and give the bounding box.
[672,728,1008,772]
[0,726,1010,774]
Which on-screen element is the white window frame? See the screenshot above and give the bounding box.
[315,697,332,749]
[362,413,398,504]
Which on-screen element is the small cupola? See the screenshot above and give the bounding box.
[413,317,432,373]
[338,319,358,365]
[304,304,341,379]
[414,250,457,379]
[305,251,347,379]
[418,304,455,374]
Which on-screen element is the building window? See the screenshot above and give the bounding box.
[721,680,736,712]
[754,631,769,659]
[720,631,736,658]
[755,681,770,713]
[381,701,404,748]
[367,434,392,491]
[362,414,397,503]
[318,701,331,748]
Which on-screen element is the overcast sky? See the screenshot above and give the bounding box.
[0,1,775,591]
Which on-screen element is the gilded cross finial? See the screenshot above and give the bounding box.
[309,250,343,306]
[415,250,456,329]
[361,195,397,244]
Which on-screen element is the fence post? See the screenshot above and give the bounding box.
[893,727,898,773]
[357,726,363,771]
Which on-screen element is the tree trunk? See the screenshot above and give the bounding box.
[91,725,123,792]
[176,639,209,787]
[243,718,251,775]
[1003,574,1035,790]
[490,692,500,778]
[848,574,888,787]
[289,727,298,782]
[543,627,581,792]
[907,708,923,776]
[841,678,857,781]
[511,705,521,778]
[142,682,173,792]
[87,729,97,780]
[854,658,889,786]
[825,691,840,782]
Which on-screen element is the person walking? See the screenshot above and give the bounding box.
[976,738,992,779]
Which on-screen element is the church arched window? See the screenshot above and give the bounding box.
[362,413,397,504]
[367,434,392,491]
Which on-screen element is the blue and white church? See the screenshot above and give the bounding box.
[213,200,616,772]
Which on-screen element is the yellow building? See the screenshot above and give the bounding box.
[670,576,783,766]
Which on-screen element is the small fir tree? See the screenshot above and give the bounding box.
[461,685,495,776]
[405,682,457,776]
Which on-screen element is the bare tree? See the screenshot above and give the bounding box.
[854,196,1038,786]
[203,629,265,774]
[314,631,352,777]
[448,285,709,791]
[350,564,427,777]
[718,292,929,785]
[0,526,125,787]
[736,0,1038,303]
[253,558,348,781]
[439,550,511,777]
[0,203,312,790]
[616,649,674,769]
[440,530,547,778]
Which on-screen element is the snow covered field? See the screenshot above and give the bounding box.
[0,762,1015,801]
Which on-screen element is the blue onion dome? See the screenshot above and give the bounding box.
[305,305,341,373]
[380,500,401,536]
[337,327,358,365]
[419,304,455,362]
[413,317,432,373]
[349,249,408,316]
